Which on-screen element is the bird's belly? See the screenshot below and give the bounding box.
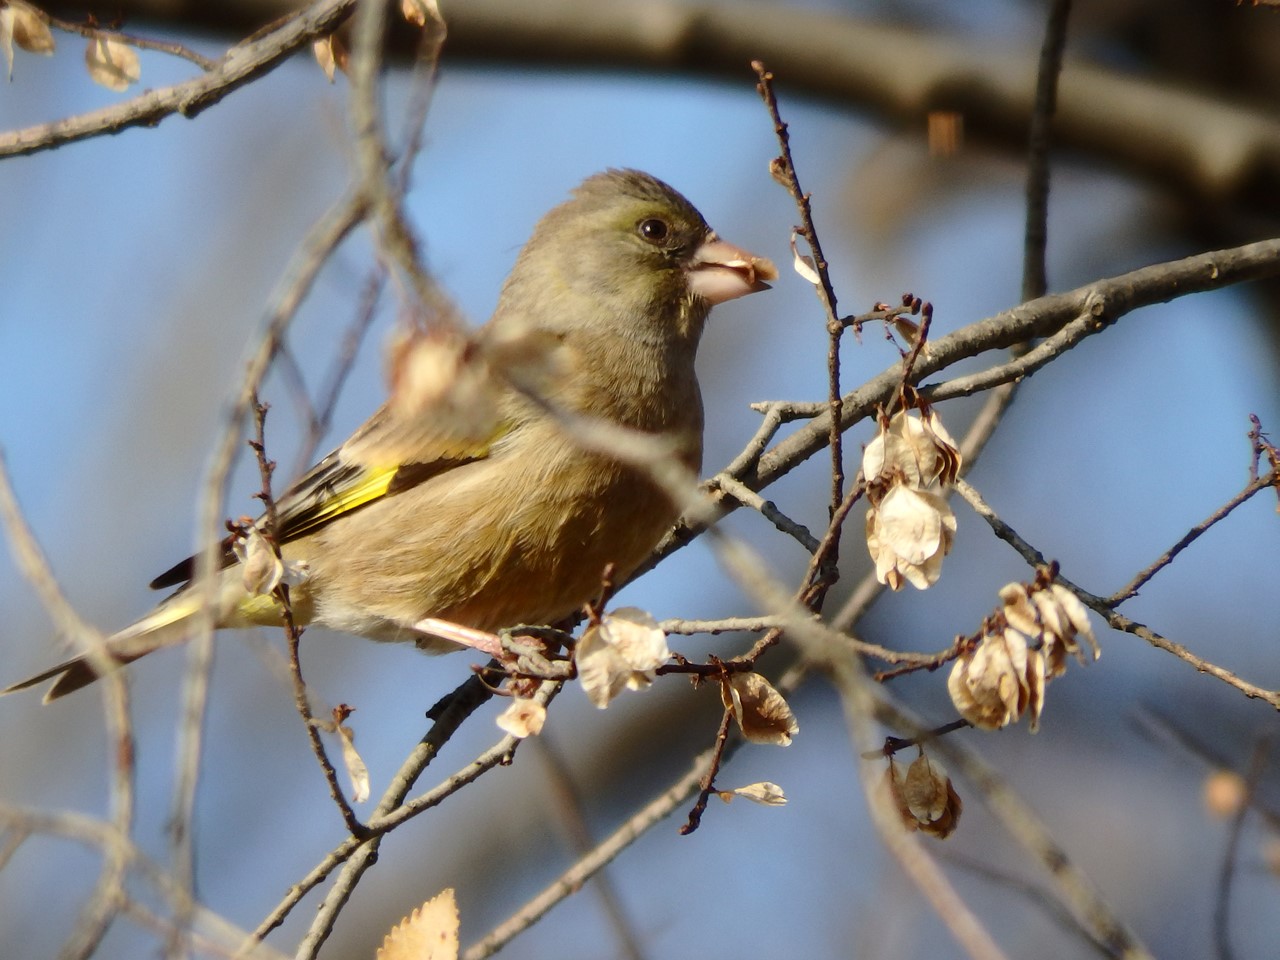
[300,453,678,647]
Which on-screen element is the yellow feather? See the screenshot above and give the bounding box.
[283,465,401,540]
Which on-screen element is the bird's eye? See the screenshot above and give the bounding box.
[637,217,670,243]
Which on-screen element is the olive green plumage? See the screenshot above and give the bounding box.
[5,169,776,702]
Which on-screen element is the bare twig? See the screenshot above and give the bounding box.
[462,737,716,960]
[678,706,735,835]
[249,401,367,837]
[1022,0,1073,302]
[0,0,357,158]
[46,14,219,70]
[533,735,648,960]
[711,474,819,554]
[829,656,1013,960]
[0,454,137,960]
[251,668,506,944]
[1213,739,1268,960]
[1107,472,1278,604]
[753,60,846,515]
[288,678,560,960]
[651,237,1280,573]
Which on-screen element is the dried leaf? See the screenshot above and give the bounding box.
[1024,648,1047,732]
[721,672,799,746]
[790,232,820,285]
[1000,583,1039,637]
[231,526,308,596]
[85,36,140,92]
[335,722,370,803]
[312,33,347,83]
[729,781,787,806]
[902,754,949,823]
[948,627,1050,731]
[864,410,961,491]
[10,2,53,55]
[378,888,459,960]
[495,697,545,739]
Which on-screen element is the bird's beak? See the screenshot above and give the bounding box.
[687,235,778,305]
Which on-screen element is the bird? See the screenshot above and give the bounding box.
[5,169,777,702]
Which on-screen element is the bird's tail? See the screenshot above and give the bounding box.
[3,593,204,702]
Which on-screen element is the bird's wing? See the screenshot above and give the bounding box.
[148,405,498,590]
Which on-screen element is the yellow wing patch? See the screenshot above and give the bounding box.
[278,464,401,542]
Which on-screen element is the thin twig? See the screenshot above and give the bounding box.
[829,656,1013,960]
[860,718,972,760]
[288,679,559,960]
[293,271,384,476]
[249,401,367,837]
[0,804,288,960]
[0,453,138,959]
[753,60,846,515]
[347,0,458,330]
[534,735,648,960]
[678,707,735,835]
[1213,739,1268,960]
[650,237,1280,574]
[1107,472,1277,604]
[462,737,718,960]
[250,669,505,944]
[0,0,357,158]
[46,15,219,70]
[166,189,367,960]
[1022,0,1073,302]
[712,474,820,553]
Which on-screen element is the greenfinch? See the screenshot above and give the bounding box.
[5,169,776,702]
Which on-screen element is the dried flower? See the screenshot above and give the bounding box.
[948,627,1046,731]
[999,581,1099,678]
[863,409,961,490]
[720,672,799,746]
[950,572,1099,732]
[865,485,956,590]
[886,754,963,839]
[495,697,546,739]
[232,526,309,596]
[576,608,669,708]
[863,408,961,591]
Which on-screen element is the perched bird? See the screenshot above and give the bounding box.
[6,169,776,702]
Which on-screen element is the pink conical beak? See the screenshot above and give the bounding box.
[687,235,778,305]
